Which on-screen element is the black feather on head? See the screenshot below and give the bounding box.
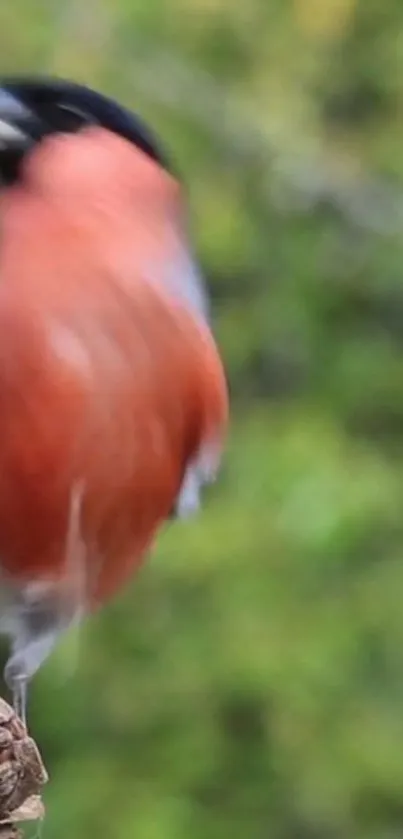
[0,76,169,185]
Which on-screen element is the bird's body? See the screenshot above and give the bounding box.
[0,84,228,718]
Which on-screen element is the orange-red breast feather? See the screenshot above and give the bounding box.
[0,127,228,610]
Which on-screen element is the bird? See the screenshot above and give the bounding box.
[0,77,228,726]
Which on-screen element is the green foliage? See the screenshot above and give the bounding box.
[2,1,403,836]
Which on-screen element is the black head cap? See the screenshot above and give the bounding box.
[0,76,170,185]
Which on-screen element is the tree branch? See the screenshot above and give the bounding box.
[0,699,47,839]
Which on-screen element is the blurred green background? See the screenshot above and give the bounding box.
[3,0,403,837]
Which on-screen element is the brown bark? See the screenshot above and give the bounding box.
[0,699,47,839]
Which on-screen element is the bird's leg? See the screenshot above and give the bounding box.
[9,673,27,727]
[2,584,76,728]
[1,485,87,726]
